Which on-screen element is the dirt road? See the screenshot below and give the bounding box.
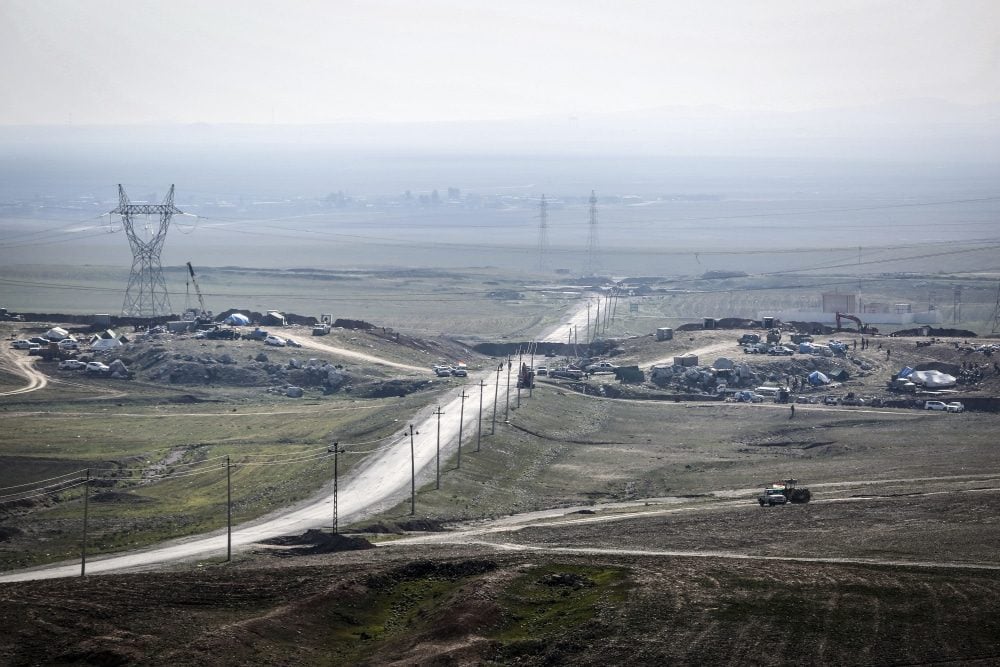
[0,345,48,397]
[538,295,596,344]
[0,367,508,582]
[296,336,427,373]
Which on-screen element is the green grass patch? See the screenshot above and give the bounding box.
[492,564,631,644]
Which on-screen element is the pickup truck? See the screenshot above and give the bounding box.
[758,488,788,507]
[585,361,618,373]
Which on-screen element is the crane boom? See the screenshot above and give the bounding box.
[186,262,209,320]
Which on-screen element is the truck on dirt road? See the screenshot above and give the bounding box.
[758,479,811,506]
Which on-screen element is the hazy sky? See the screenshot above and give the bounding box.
[1,0,998,125]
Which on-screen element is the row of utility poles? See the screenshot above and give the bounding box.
[584,287,622,343]
[330,343,545,531]
[73,309,590,573]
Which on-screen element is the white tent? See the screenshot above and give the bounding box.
[909,370,957,388]
[224,313,251,326]
[44,327,69,341]
[91,338,123,351]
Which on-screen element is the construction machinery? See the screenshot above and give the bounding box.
[776,479,811,504]
[766,328,782,343]
[183,262,213,324]
[835,312,877,334]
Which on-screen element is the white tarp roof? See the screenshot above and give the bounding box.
[44,327,69,341]
[91,338,123,350]
[224,313,251,325]
[909,370,957,388]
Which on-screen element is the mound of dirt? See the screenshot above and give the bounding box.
[351,379,434,398]
[353,518,447,534]
[259,529,374,556]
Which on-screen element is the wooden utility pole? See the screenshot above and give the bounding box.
[476,380,485,452]
[457,390,468,469]
[80,468,90,577]
[328,443,344,533]
[226,456,232,561]
[433,407,444,489]
[504,356,512,422]
[492,362,501,435]
[408,424,417,515]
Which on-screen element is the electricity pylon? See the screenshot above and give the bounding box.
[584,190,600,276]
[537,194,549,271]
[113,184,181,318]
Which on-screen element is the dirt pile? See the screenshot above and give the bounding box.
[259,529,374,556]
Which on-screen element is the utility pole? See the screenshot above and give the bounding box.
[594,298,601,341]
[433,407,444,489]
[226,456,231,562]
[528,343,536,398]
[407,424,417,515]
[476,380,485,452]
[586,302,591,342]
[457,391,468,469]
[328,442,344,533]
[492,362,501,435]
[516,346,523,409]
[504,356,512,422]
[80,468,90,577]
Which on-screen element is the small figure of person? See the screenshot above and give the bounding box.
[790,404,795,419]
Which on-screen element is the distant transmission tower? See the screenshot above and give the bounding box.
[584,190,600,276]
[113,184,182,318]
[537,194,549,271]
[991,281,1000,334]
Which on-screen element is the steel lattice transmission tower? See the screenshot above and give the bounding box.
[113,184,182,318]
[537,194,549,270]
[584,190,600,276]
[991,281,1000,334]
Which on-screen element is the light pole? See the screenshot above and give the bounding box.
[328,442,344,533]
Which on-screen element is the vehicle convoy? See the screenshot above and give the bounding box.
[758,479,812,506]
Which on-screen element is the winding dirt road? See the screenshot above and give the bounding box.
[0,345,48,397]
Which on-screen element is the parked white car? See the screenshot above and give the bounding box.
[945,402,965,413]
[58,339,79,350]
[58,359,87,370]
[264,335,287,347]
[924,400,947,411]
[85,361,110,373]
[11,339,33,349]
